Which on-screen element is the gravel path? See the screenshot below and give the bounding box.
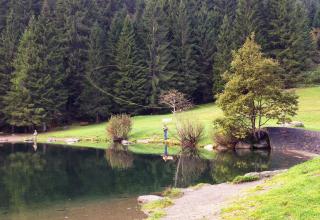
[163,180,264,220]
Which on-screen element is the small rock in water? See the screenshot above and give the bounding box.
[137,195,164,204]
[235,141,252,149]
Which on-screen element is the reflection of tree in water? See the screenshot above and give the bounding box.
[105,143,134,170]
[1,152,45,211]
[174,150,208,188]
[210,150,271,183]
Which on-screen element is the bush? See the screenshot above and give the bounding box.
[106,114,132,141]
[232,175,260,184]
[175,118,204,152]
[213,117,249,148]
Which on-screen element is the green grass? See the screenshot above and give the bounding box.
[222,157,320,220]
[38,86,320,153]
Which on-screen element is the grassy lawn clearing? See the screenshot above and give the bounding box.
[222,157,320,220]
[38,86,320,152]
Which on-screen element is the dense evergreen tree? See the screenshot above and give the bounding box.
[212,15,235,96]
[168,0,199,98]
[114,16,147,113]
[265,0,314,86]
[80,22,111,122]
[3,2,67,129]
[142,0,172,106]
[0,0,318,130]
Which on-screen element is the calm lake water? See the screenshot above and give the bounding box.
[0,143,309,220]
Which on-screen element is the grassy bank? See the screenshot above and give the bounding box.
[38,86,320,151]
[222,157,320,219]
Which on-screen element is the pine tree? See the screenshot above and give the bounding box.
[212,15,235,96]
[234,0,266,48]
[265,0,315,86]
[56,0,97,119]
[142,0,172,106]
[114,15,147,113]
[3,16,45,128]
[3,2,68,129]
[168,0,198,98]
[192,1,217,103]
[80,22,111,122]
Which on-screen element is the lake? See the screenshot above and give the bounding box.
[0,143,309,220]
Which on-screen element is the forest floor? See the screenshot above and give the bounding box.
[1,86,319,155]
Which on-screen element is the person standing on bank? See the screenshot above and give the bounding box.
[163,125,168,141]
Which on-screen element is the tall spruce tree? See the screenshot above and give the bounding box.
[265,0,314,86]
[114,15,147,113]
[212,15,235,96]
[192,1,217,103]
[142,0,172,106]
[234,0,266,48]
[3,2,68,129]
[80,22,111,122]
[168,0,198,98]
[56,0,97,120]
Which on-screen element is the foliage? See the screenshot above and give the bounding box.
[159,90,193,114]
[175,117,204,151]
[222,157,320,219]
[215,34,299,141]
[106,114,132,141]
[232,175,260,184]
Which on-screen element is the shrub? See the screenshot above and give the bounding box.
[175,118,204,152]
[232,175,260,184]
[213,117,255,148]
[106,114,132,141]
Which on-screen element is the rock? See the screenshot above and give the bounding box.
[47,138,56,143]
[137,195,164,204]
[121,140,133,145]
[290,121,304,128]
[244,169,288,179]
[137,139,150,144]
[260,169,287,178]
[65,138,79,144]
[204,144,214,151]
[244,172,260,178]
[281,121,304,128]
[253,140,269,149]
[235,141,252,149]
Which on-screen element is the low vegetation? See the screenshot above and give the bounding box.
[162,188,183,199]
[176,117,204,153]
[232,175,260,184]
[222,157,320,219]
[142,198,174,220]
[106,114,132,141]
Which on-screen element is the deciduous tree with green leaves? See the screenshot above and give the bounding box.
[215,34,298,142]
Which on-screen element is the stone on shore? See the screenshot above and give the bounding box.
[204,144,214,151]
[138,195,164,204]
[235,141,252,149]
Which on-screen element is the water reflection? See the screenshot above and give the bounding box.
[174,151,208,187]
[0,143,308,218]
[105,143,134,170]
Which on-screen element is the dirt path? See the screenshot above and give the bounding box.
[163,180,264,220]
